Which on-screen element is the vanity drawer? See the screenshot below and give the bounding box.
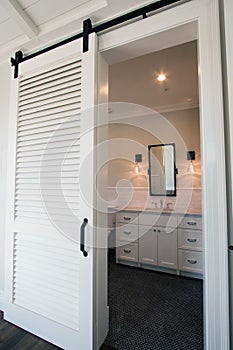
[139,212,177,228]
[116,224,138,243]
[178,229,203,251]
[116,243,138,262]
[178,216,202,230]
[116,211,138,225]
[178,250,203,274]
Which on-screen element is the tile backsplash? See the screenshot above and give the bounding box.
[108,186,202,212]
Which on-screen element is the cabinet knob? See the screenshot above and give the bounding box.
[187,259,197,264]
[124,249,131,254]
[187,221,197,226]
[187,238,197,243]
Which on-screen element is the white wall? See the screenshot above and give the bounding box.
[0,61,11,309]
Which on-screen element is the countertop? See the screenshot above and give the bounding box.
[111,207,202,217]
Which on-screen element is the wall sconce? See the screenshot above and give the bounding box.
[187,151,195,173]
[135,154,142,174]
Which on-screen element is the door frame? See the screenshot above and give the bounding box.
[220,0,233,346]
[98,0,229,349]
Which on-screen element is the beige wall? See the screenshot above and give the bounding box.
[108,108,201,190]
[109,40,198,111]
[108,42,201,195]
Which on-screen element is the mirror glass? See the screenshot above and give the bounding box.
[148,143,176,196]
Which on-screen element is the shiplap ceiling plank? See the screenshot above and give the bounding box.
[0,0,155,63]
[24,0,92,26]
[1,0,39,38]
[0,3,10,23]
[0,18,23,45]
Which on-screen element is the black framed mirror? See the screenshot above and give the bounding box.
[148,143,177,196]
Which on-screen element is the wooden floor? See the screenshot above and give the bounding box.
[0,311,115,350]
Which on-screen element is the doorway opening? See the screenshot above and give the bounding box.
[104,39,203,350]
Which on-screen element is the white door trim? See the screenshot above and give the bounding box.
[0,291,3,311]
[222,0,233,346]
[98,0,230,349]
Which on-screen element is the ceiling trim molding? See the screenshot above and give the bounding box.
[1,0,39,39]
[153,101,199,113]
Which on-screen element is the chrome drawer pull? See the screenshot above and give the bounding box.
[124,231,131,235]
[187,221,197,226]
[124,216,131,221]
[187,259,197,264]
[187,238,197,243]
[124,249,131,254]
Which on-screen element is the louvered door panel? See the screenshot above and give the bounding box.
[15,58,82,225]
[13,57,83,326]
[13,230,80,330]
[5,34,101,350]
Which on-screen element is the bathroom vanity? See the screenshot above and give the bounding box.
[115,209,203,279]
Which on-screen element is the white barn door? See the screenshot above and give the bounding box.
[4,34,102,350]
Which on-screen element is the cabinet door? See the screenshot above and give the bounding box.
[139,226,158,265]
[158,227,178,269]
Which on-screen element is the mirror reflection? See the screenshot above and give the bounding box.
[148,143,176,196]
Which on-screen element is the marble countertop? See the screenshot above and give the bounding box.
[110,207,202,217]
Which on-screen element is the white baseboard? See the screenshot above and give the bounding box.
[0,290,4,311]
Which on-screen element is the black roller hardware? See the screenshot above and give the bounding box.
[10,0,187,78]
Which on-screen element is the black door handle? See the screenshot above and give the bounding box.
[80,218,88,257]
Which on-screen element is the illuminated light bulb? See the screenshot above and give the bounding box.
[157,74,166,82]
[135,163,140,174]
[189,161,194,173]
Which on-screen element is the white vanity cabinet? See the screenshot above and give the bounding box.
[116,211,139,264]
[177,216,203,275]
[115,210,203,278]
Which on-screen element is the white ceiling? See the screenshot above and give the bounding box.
[0,0,158,63]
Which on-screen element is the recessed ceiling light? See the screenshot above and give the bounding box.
[157,74,166,82]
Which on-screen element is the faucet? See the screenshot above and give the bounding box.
[166,202,173,209]
[160,198,163,209]
[151,201,158,209]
